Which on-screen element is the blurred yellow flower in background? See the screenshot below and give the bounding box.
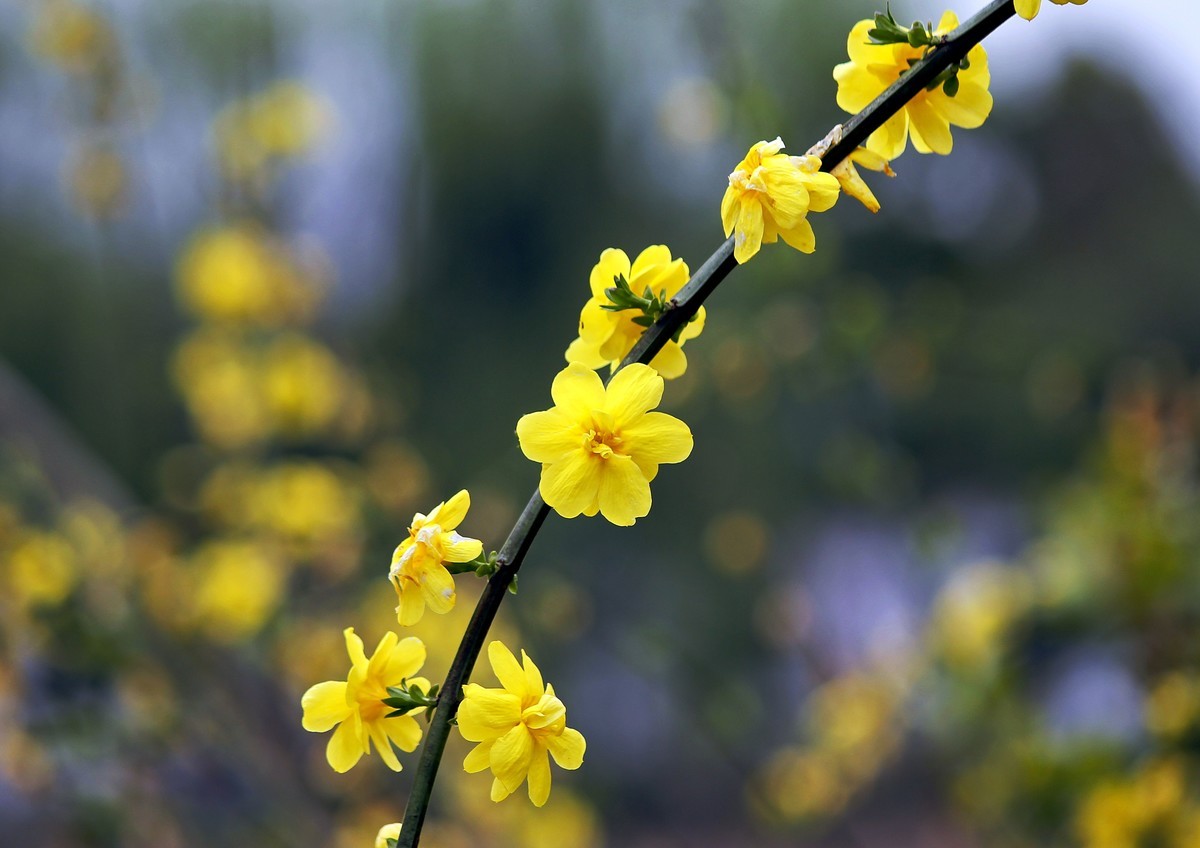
[189,539,285,644]
[516,363,692,526]
[6,531,77,609]
[214,81,330,186]
[565,246,704,379]
[458,641,585,806]
[720,137,840,264]
[1015,0,1088,21]
[927,562,1030,672]
[834,12,992,158]
[262,333,345,437]
[302,628,429,773]
[176,225,319,326]
[27,0,114,75]
[389,490,483,626]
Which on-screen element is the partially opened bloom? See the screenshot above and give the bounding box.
[389,490,483,626]
[374,823,402,848]
[1014,0,1088,21]
[458,641,586,806]
[565,246,704,379]
[834,12,992,159]
[301,628,429,773]
[721,137,841,264]
[516,363,692,526]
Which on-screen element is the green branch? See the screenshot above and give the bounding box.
[396,2,1017,844]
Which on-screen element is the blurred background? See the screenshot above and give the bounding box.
[2,0,1200,845]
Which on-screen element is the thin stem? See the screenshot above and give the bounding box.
[397,3,1016,844]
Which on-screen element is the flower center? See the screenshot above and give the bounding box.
[581,411,623,459]
[357,679,390,722]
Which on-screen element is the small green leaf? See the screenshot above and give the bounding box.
[942,74,960,97]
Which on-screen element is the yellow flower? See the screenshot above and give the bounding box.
[516,363,693,526]
[721,138,840,264]
[830,147,895,214]
[834,12,992,159]
[458,641,585,806]
[389,491,483,626]
[301,627,429,773]
[1015,0,1088,21]
[7,531,76,608]
[564,246,704,379]
[374,823,402,848]
[190,539,285,644]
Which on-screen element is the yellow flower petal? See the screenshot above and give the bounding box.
[540,449,601,519]
[520,649,545,697]
[464,740,494,773]
[344,627,368,672]
[630,244,673,280]
[490,776,513,802]
[418,563,456,615]
[800,171,841,214]
[517,408,582,463]
[430,489,470,531]
[367,631,400,680]
[301,681,351,732]
[527,747,552,807]
[604,363,664,427]
[1015,0,1041,19]
[678,305,705,343]
[907,97,953,155]
[597,454,652,526]
[732,195,764,264]
[936,10,960,32]
[375,823,402,848]
[779,217,817,254]
[382,714,423,753]
[369,721,403,771]
[396,582,426,626]
[550,363,605,419]
[622,411,693,476]
[490,723,534,793]
[488,641,529,699]
[649,340,688,380]
[588,248,631,300]
[440,531,482,562]
[457,685,522,741]
[379,635,427,683]
[326,714,366,773]
[936,82,993,129]
[547,727,586,770]
[565,333,608,369]
[866,110,909,161]
[575,298,615,346]
[832,158,881,214]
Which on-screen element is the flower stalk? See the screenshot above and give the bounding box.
[396,2,1018,844]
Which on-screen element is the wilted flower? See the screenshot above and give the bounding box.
[721,137,840,264]
[389,490,483,626]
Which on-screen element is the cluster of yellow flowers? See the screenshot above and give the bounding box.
[27,0,129,219]
[295,4,1107,841]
